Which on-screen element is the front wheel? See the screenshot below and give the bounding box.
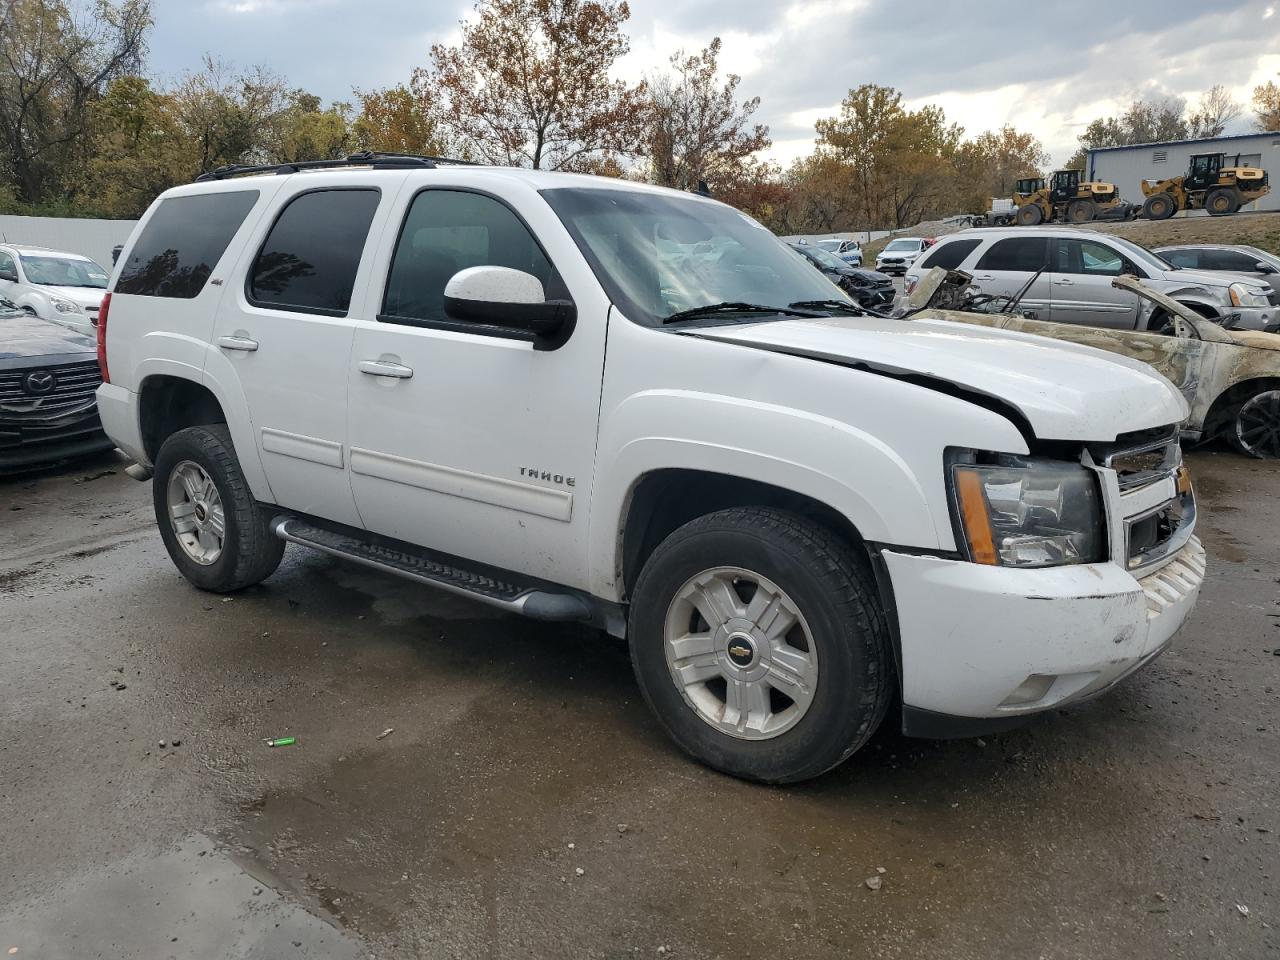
[153,425,285,591]
[1228,388,1280,459]
[1015,203,1043,226]
[1205,187,1240,216]
[1142,193,1177,220]
[628,507,893,783]
[1066,199,1097,223]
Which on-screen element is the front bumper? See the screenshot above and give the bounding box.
[884,537,1204,723]
[1228,305,1276,332]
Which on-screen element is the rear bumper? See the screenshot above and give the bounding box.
[95,382,147,466]
[884,537,1204,723]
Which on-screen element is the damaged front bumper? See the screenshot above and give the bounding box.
[885,536,1205,734]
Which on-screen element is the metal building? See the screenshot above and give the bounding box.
[1086,131,1280,213]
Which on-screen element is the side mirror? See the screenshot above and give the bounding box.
[0,268,16,282]
[442,266,575,348]
[1255,261,1277,275]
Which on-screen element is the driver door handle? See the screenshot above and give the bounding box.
[359,359,414,379]
[974,274,994,282]
[217,335,259,352]
[1053,278,1074,286]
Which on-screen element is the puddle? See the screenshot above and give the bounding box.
[0,834,363,959]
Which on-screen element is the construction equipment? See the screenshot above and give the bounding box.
[1140,153,1271,220]
[1012,169,1136,225]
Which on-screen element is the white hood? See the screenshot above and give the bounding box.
[691,314,1188,442]
[42,285,106,310]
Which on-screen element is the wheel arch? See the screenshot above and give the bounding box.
[138,374,227,463]
[1202,375,1280,441]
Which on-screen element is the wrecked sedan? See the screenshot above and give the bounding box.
[1,300,113,471]
[788,242,896,309]
[905,270,1280,459]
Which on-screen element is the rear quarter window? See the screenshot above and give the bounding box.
[917,238,980,271]
[116,191,259,298]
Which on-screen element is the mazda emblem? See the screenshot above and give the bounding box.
[23,370,56,395]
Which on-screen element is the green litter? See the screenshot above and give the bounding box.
[263,737,296,748]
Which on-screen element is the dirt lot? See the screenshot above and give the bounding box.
[1,447,1278,959]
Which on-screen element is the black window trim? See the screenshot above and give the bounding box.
[244,185,382,319]
[374,185,573,349]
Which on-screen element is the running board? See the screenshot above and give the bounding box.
[271,517,596,624]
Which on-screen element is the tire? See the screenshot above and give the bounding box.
[1205,187,1239,216]
[1227,388,1280,459]
[628,506,893,784]
[1015,203,1043,226]
[1066,199,1096,223]
[1142,193,1176,220]
[152,424,285,592]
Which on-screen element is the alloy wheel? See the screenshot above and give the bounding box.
[1236,390,1280,459]
[166,460,226,565]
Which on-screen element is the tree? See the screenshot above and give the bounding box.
[952,125,1049,211]
[1186,84,1242,139]
[1074,95,1189,158]
[420,0,647,169]
[270,90,353,163]
[169,57,288,174]
[0,0,152,205]
[1254,76,1280,132]
[644,38,770,193]
[353,84,445,155]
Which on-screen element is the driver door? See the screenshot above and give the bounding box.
[1047,237,1140,329]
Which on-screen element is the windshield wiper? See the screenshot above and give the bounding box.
[789,299,864,315]
[661,301,827,325]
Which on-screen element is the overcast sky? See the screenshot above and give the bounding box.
[149,0,1280,167]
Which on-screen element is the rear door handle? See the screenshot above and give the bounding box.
[359,359,414,379]
[1053,279,1074,286]
[217,335,259,352]
[974,275,994,282]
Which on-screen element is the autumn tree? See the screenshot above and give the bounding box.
[1254,76,1280,131]
[644,37,770,193]
[270,90,353,163]
[0,0,152,206]
[353,84,445,155]
[1186,84,1242,139]
[420,0,647,169]
[952,125,1049,211]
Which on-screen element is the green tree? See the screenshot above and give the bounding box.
[353,84,445,155]
[952,125,1049,211]
[1254,76,1280,131]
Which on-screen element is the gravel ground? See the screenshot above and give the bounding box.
[1,447,1277,959]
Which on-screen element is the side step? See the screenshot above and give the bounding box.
[271,517,596,624]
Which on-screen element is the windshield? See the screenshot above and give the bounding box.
[1105,237,1174,272]
[883,239,920,252]
[541,188,848,325]
[20,255,109,288]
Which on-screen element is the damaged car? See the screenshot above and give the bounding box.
[903,268,1280,459]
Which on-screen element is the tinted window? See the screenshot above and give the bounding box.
[1162,249,1200,269]
[1202,249,1264,272]
[1054,238,1125,276]
[249,190,380,315]
[382,190,559,325]
[117,191,259,298]
[918,238,980,270]
[975,237,1050,272]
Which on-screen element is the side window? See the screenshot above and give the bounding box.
[117,191,259,298]
[248,189,381,316]
[1203,249,1262,272]
[1056,239,1125,276]
[918,238,980,271]
[1162,249,1200,269]
[975,237,1049,272]
[381,190,560,326]
[0,251,15,277]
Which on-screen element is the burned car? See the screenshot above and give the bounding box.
[1,300,114,470]
[904,269,1280,458]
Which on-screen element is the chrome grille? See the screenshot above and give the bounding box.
[0,361,103,446]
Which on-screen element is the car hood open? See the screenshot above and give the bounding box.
[0,311,97,360]
[688,314,1187,442]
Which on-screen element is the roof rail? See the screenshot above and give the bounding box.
[194,151,481,182]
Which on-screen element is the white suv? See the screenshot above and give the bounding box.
[875,237,927,275]
[95,155,1203,783]
[0,244,110,338]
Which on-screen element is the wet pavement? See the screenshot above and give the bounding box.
[1,447,1277,959]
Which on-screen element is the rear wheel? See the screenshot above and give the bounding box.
[1205,187,1240,216]
[153,425,285,591]
[1066,199,1097,223]
[1228,388,1280,459]
[628,507,893,784]
[1015,203,1043,226]
[1142,193,1177,220]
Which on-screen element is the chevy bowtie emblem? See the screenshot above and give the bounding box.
[728,643,752,658]
[23,370,55,395]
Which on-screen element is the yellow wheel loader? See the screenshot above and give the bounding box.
[1012,169,1136,225]
[1140,153,1271,220]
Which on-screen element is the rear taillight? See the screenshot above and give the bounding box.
[97,292,111,383]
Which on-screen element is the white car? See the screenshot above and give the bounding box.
[875,237,927,275]
[96,156,1202,783]
[813,238,862,266]
[0,244,110,338]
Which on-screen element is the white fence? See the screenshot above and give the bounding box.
[0,215,138,271]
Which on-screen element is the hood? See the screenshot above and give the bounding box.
[1160,267,1262,290]
[0,311,97,360]
[689,315,1187,442]
[847,267,890,283]
[41,285,107,309]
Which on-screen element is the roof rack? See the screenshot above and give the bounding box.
[194,151,480,182]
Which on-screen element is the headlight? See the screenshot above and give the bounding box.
[951,455,1105,567]
[51,297,81,314]
[1229,282,1269,308]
